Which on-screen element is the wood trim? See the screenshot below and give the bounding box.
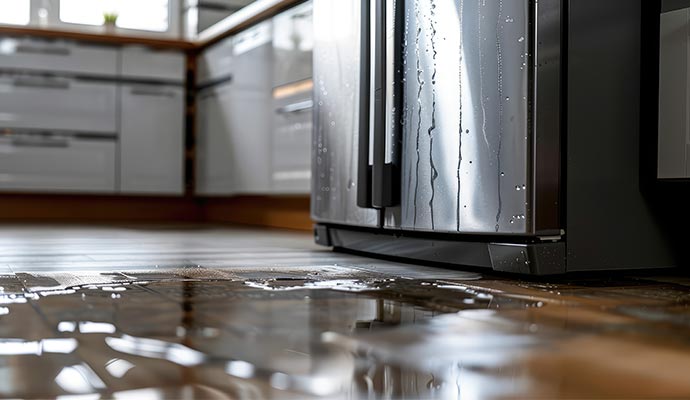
[0,26,195,50]
[0,194,313,231]
[0,194,201,222]
[202,196,312,231]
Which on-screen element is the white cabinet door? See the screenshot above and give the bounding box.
[120,84,185,195]
[196,82,237,195]
[197,35,233,86]
[230,87,272,194]
[0,135,116,193]
[121,46,186,83]
[0,76,117,133]
[233,21,272,91]
[272,1,313,86]
[196,81,271,195]
[272,97,312,194]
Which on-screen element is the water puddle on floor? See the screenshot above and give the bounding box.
[1,266,690,398]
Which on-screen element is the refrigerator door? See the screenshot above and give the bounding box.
[384,0,541,235]
[311,0,379,227]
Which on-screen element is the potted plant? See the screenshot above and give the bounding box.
[103,12,118,33]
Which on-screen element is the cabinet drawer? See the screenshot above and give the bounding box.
[197,35,233,86]
[0,135,116,193]
[0,37,118,77]
[0,76,117,133]
[121,46,186,83]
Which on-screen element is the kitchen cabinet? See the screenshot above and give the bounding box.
[0,37,118,77]
[270,1,313,194]
[120,46,186,83]
[0,75,117,134]
[0,35,187,196]
[196,20,273,196]
[0,133,116,193]
[196,82,237,195]
[229,88,272,194]
[271,90,312,194]
[272,1,313,86]
[232,21,272,91]
[197,35,234,86]
[119,84,185,195]
[196,81,272,195]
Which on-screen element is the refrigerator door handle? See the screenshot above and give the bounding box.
[357,0,373,208]
[371,0,400,208]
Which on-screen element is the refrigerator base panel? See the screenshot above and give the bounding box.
[314,224,567,275]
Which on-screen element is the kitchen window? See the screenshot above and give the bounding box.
[0,0,31,25]
[59,0,170,32]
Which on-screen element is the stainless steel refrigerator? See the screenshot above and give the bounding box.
[311,0,681,274]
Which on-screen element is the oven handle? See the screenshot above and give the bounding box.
[356,0,373,208]
[275,100,313,114]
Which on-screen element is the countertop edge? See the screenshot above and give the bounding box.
[194,0,304,48]
[0,26,196,50]
[0,0,305,52]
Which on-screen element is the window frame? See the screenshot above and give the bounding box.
[0,0,182,38]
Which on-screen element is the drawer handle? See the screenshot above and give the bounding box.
[11,138,70,148]
[13,78,70,90]
[15,45,71,56]
[130,88,176,98]
[276,100,313,115]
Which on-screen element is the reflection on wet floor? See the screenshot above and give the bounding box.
[2,264,690,399]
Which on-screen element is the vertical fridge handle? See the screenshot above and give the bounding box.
[357,0,373,208]
[371,0,401,208]
[358,0,401,209]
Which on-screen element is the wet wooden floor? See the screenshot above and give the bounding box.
[0,224,688,399]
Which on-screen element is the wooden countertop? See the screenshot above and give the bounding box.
[194,0,304,48]
[0,25,196,50]
[0,0,304,51]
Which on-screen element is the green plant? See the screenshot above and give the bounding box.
[103,12,118,25]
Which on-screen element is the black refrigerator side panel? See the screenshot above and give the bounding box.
[565,0,675,271]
